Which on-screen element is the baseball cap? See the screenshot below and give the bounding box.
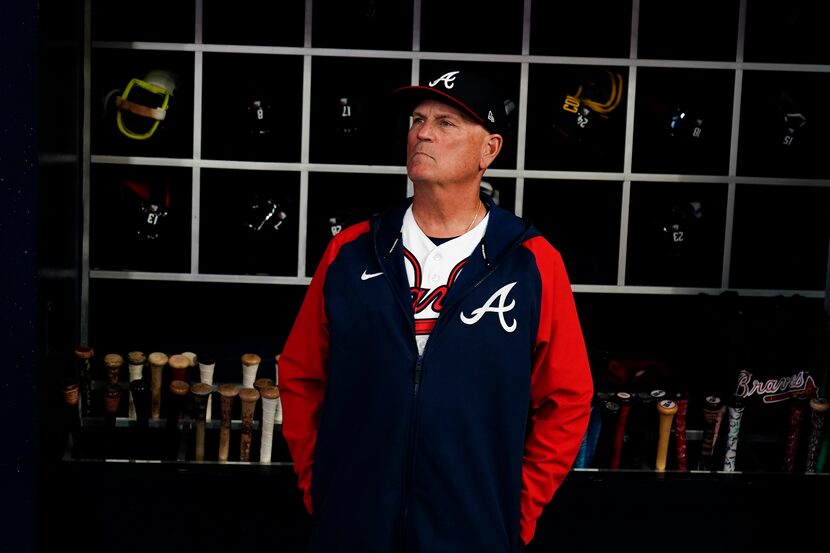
[393,69,512,138]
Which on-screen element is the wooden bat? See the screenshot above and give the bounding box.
[218,383,240,462]
[241,353,261,389]
[254,377,275,423]
[259,385,280,463]
[198,353,216,422]
[697,396,724,471]
[782,395,809,472]
[628,391,656,469]
[805,397,829,473]
[274,354,283,425]
[609,391,632,469]
[722,397,745,472]
[674,392,689,471]
[166,380,190,461]
[148,352,169,420]
[190,382,212,462]
[104,353,124,387]
[238,386,260,462]
[593,398,620,468]
[62,381,82,459]
[103,384,123,459]
[74,346,95,417]
[129,377,151,459]
[126,351,146,420]
[181,351,197,384]
[168,354,190,384]
[655,398,678,471]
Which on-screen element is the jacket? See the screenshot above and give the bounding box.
[280,194,593,552]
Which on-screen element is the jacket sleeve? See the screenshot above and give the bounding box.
[519,236,594,545]
[279,248,333,514]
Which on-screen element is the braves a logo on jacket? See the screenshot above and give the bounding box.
[460,281,518,333]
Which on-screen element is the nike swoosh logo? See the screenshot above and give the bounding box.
[361,270,384,281]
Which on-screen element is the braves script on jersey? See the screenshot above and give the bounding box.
[401,206,490,354]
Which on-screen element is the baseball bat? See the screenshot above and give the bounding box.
[168,354,190,384]
[593,398,621,468]
[62,380,82,459]
[126,351,146,420]
[104,353,124,388]
[218,383,240,462]
[74,346,95,417]
[129,377,151,459]
[103,384,123,458]
[674,392,689,471]
[782,395,809,472]
[655,398,678,471]
[628,391,656,469]
[609,391,632,469]
[697,396,724,471]
[817,424,830,473]
[722,397,745,472]
[274,354,283,425]
[190,382,212,462]
[166,380,191,461]
[198,353,216,422]
[254,377,275,423]
[805,397,829,473]
[241,353,261,389]
[259,385,280,463]
[148,352,168,420]
[181,351,197,384]
[238,386,260,462]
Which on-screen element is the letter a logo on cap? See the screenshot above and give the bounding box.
[429,71,461,89]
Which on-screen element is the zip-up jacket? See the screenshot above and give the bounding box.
[280,195,593,552]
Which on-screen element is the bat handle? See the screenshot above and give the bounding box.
[218,383,240,462]
[674,394,688,471]
[722,400,745,472]
[104,353,124,387]
[103,384,123,459]
[126,351,146,420]
[129,378,151,459]
[655,399,678,471]
[198,358,215,422]
[190,382,212,462]
[697,396,723,471]
[241,353,262,390]
[782,395,809,472]
[260,386,280,463]
[148,352,169,420]
[805,397,829,473]
[74,346,95,418]
[609,392,632,469]
[62,381,82,459]
[238,387,260,462]
[165,380,190,461]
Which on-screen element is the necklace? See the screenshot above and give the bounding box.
[466,199,483,233]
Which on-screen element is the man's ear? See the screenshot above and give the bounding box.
[480,133,503,170]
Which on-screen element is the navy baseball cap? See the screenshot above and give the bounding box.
[393,69,512,138]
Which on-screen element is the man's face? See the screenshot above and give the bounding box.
[406,99,493,188]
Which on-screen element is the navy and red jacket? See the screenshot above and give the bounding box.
[280,195,593,552]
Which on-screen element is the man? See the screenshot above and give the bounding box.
[280,68,593,552]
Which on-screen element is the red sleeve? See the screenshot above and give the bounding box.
[519,236,594,545]
[279,222,370,514]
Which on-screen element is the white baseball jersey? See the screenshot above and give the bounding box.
[401,206,490,355]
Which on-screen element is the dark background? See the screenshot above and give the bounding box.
[10,0,830,552]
